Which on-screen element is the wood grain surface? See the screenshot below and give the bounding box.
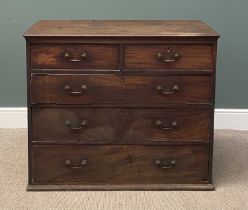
[31,44,119,69]
[31,145,209,184]
[32,107,210,143]
[124,44,213,70]
[23,20,219,37]
[30,74,211,105]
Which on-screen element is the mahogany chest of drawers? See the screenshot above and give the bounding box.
[24,20,219,191]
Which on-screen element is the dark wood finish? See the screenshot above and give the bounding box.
[31,103,212,109]
[31,44,119,69]
[26,41,32,185]
[31,145,209,184]
[27,184,215,191]
[24,20,219,191]
[124,44,213,70]
[23,20,219,37]
[26,37,218,45]
[30,74,211,105]
[208,41,218,183]
[32,107,210,143]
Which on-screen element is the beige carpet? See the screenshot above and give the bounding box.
[0,129,248,210]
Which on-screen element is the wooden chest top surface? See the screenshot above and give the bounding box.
[23,20,219,37]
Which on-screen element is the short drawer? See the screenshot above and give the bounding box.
[31,145,209,184]
[32,108,210,143]
[30,74,211,105]
[30,44,119,69]
[124,44,213,70]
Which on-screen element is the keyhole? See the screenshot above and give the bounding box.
[167,47,171,53]
[120,77,125,85]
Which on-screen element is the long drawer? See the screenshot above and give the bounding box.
[32,108,210,143]
[31,145,209,184]
[30,74,211,105]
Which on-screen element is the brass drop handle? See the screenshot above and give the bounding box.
[156,52,180,62]
[64,84,88,95]
[156,84,179,95]
[64,52,87,62]
[64,159,87,169]
[154,159,177,169]
[65,120,88,131]
[154,120,177,130]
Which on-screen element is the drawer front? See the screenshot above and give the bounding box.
[32,108,123,143]
[30,74,211,104]
[124,44,213,70]
[31,145,209,184]
[32,108,210,143]
[30,44,119,69]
